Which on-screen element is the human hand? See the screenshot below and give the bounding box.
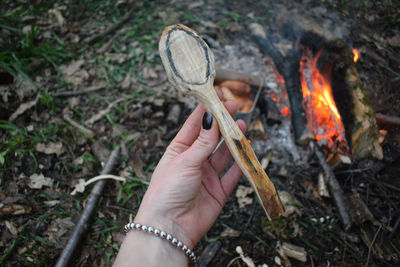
[135,100,246,249]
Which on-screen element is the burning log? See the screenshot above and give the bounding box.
[345,56,383,160]
[249,23,312,145]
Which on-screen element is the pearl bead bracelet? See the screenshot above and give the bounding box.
[124,222,198,266]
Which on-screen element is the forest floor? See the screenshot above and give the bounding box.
[0,1,399,266]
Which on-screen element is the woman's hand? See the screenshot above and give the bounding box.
[134,100,246,249]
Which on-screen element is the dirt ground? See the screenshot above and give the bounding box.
[0,1,399,266]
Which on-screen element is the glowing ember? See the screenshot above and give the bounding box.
[300,49,348,153]
[352,49,360,63]
[280,107,290,116]
[274,72,285,84]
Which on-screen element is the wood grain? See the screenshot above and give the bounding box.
[159,24,284,219]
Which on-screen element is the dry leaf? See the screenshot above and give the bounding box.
[280,242,307,262]
[0,204,31,216]
[278,190,302,217]
[318,172,330,197]
[388,35,400,47]
[121,73,136,89]
[45,217,75,248]
[142,66,158,80]
[274,256,282,265]
[72,179,86,194]
[28,173,53,189]
[44,200,61,206]
[68,97,80,108]
[60,60,84,76]
[236,185,254,208]
[48,5,66,26]
[236,246,256,267]
[5,220,19,235]
[133,150,145,178]
[35,142,65,156]
[220,227,241,237]
[8,97,38,122]
[15,75,37,100]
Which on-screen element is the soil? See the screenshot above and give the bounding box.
[0,1,399,266]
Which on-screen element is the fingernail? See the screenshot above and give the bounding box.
[202,112,213,130]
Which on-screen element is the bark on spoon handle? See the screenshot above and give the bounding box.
[159,24,284,219]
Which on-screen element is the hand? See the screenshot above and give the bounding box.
[135,100,246,248]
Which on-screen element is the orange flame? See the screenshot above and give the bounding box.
[352,49,359,63]
[300,50,348,153]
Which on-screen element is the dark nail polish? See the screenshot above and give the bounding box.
[202,112,213,130]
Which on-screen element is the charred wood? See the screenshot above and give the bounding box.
[249,23,312,145]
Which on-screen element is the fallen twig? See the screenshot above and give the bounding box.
[376,113,400,127]
[8,96,38,122]
[311,141,351,230]
[85,98,124,126]
[365,224,382,267]
[55,147,119,267]
[71,174,126,195]
[85,8,136,44]
[53,85,106,97]
[63,114,94,136]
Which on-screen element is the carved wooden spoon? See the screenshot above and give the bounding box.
[159,24,283,219]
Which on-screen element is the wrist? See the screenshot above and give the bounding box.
[135,207,195,249]
[114,229,189,267]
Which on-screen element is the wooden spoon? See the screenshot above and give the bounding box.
[159,24,283,219]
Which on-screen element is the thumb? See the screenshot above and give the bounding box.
[183,112,219,165]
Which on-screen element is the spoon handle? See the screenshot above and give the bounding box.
[204,89,284,219]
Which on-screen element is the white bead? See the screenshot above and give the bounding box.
[160,231,167,238]
[123,222,197,265]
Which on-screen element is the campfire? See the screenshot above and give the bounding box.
[213,22,386,229]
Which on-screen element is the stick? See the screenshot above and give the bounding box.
[85,9,136,44]
[53,85,106,97]
[55,148,120,267]
[376,113,400,127]
[311,141,351,230]
[63,115,94,137]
